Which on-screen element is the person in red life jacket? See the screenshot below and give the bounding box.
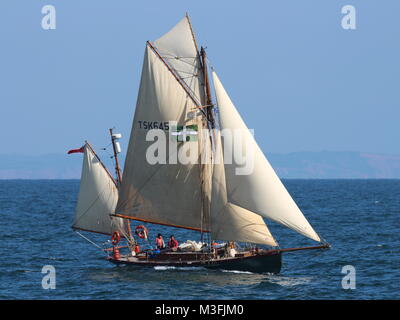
[168,235,179,249]
[155,233,165,250]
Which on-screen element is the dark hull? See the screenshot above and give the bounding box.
[107,251,282,274]
[204,252,282,274]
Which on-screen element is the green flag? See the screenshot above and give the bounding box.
[171,125,198,142]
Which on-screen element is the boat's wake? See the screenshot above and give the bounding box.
[261,275,313,287]
[153,266,206,271]
[221,269,254,274]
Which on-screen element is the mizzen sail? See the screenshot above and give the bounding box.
[212,72,321,242]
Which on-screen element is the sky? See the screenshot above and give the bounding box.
[0,0,399,160]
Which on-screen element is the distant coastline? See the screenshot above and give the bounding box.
[0,151,399,179]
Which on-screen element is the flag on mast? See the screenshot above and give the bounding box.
[67,146,84,154]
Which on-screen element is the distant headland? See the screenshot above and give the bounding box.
[0,151,399,179]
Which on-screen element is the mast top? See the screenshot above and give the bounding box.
[109,128,123,186]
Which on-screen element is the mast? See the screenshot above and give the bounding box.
[200,46,215,128]
[109,128,133,242]
[146,38,214,239]
[109,128,123,186]
[199,46,216,245]
[183,15,216,244]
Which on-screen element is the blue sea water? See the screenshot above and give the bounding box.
[0,179,399,300]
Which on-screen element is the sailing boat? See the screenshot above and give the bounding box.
[71,14,329,274]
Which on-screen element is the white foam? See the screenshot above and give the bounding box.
[153,266,205,271]
[266,276,313,287]
[154,266,175,271]
[221,269,254,274]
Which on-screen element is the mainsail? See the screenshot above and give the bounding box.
[116,17,207,231]
[73,143,128,236]
[212,72,321,242]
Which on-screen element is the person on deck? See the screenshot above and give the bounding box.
[155,233,165,250]
[168,235,179,249]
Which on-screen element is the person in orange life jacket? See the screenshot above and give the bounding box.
[168,235,179,249]
[155,233,165,249]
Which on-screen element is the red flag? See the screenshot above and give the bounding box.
[67,146,84,154]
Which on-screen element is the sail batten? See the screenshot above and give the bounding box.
[212,72,321,243]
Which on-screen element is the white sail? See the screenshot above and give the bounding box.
[211,130,278,246]
[153,16,205,105]
[212,72,321,242]
[73,144,128,236]
[116,42,206,231]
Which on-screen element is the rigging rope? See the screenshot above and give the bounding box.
[75,231,103,250]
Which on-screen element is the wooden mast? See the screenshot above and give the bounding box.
[147,28,214,243]
[199,46,215,246]
[109,128,133,241]
[200,46,215,128]
[185,14,215,244]
[109,128,123,186]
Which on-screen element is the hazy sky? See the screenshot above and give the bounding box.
[0,0,399,158]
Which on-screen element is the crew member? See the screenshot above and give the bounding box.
[168,235,179,249]
[155,233,165,249]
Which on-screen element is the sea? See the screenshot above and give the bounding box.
[0,179,399,300]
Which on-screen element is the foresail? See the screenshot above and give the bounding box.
[115,44,207,231]
[212,72,321,242]
[211,131,278,246]
[73,144,128,236]
[214,204,278,246]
